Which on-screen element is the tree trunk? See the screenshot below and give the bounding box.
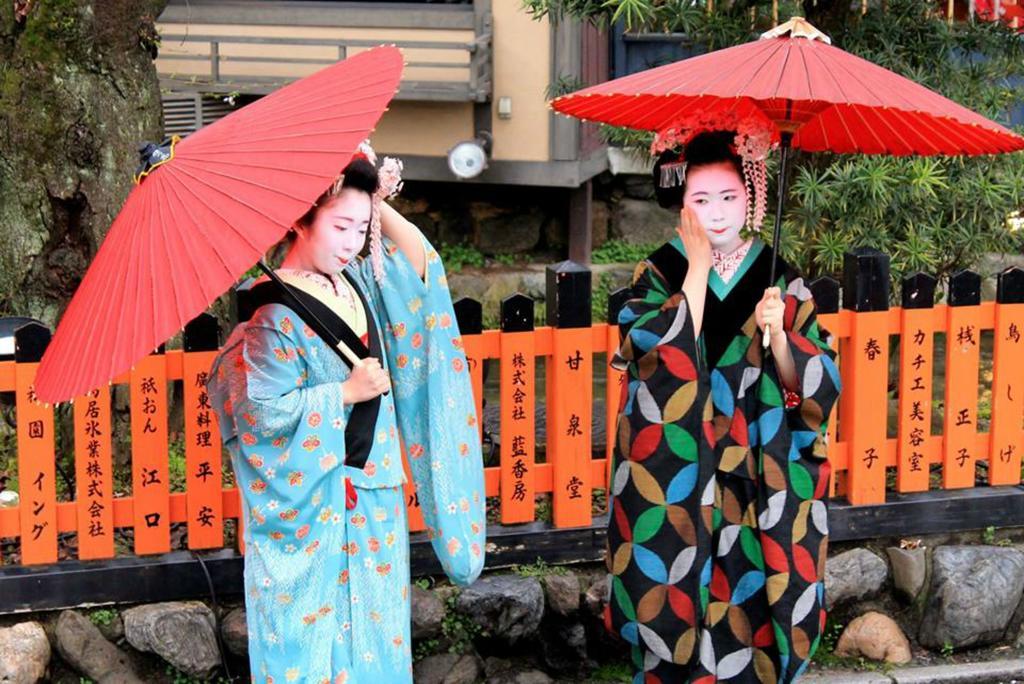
[0,0,168,324]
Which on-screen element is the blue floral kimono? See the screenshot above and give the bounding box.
[208,237,486,683]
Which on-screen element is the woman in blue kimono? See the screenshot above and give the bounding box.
[208,148,486,684]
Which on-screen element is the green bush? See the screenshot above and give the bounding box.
[438,242,486,272]
[527,0,1024,288]
[591,239,660,265]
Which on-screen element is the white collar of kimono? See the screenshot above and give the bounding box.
[711,239,754,285]
[272,268,368,343]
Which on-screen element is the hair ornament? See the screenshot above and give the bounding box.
[651,109,775,232]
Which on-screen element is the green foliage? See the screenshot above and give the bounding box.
[441,593,482,654]
[592,271,630,323]
[492,253,519,266]
[523,0,717,34]
[810,615,846,666]
[438,242,486,273]
[941,641,955,658]
[17,0,85,63]
[592,239,661,265]
[168,435,188,494]
[88,608,117,627]
[984,525,997,544]
[546,74,586,100]
[511,558,568,578]
[534,493,554,523]
[590,662,634,682]
[525,0,1024,286]
[414,636,440,661]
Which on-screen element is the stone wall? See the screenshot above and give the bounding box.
[393,174,679,258]
[822,535,1024,667]
[7,530,1024,682]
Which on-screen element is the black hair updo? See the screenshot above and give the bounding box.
[652,130,745,210]
[296,156,380,229]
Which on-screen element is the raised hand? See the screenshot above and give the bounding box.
[676,206,711,272]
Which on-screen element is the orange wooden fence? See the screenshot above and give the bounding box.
[0,259,1023,567]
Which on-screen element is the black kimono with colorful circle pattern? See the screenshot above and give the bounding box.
[607,238,840,683]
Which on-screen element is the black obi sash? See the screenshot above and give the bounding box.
[239,273,381,471]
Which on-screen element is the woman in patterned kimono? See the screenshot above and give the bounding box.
[607,129,840,683]
[208,147,486,684]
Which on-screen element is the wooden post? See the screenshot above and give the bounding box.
[454,298,485,440]
[130,349,171,555]
[809,276,841,498]
[605,287,630,491]
[568,181,593,266]
[896,273,936,493]
[14,323,57,565]
[499,294,536,523]
[942,270,982,490]
[546,261,593,528]
[988,267,1024,485]
[183,314,224,550]
[74,382,114,560]
[841,249,890,505]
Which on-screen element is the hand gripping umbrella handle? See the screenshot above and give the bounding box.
[764,132,793,356]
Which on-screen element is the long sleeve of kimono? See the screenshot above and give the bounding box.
[359,237,486,586]
[607,257,717,668]
[780,277,841,446]
[753,275,841,683]
[613,259,697,371]
[213,312,353,506]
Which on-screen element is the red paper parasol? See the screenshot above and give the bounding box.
[551,18,1024,343]
[35,46,404,403]
[551,17,1024,156]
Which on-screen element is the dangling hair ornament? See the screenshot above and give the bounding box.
[659,160,688,189]
[651,109,775,232]
[352,140,403,282]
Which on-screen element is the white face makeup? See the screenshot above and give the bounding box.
[289,188,372,274]
[683,161,748,254]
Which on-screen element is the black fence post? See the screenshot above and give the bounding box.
[840,248,890,504]
[606,287,631,326]
[453,297,483,337]
[14,322,51,364]
[843,247,890,313]
[183,314,221,353]
[498,293,536,521]
[453,297,485,443]
[895,272,937,493]
[948,270,981,307]
[500,293,534,334]
[808,276,840,315]
[544,260,594,527]
[990,267,1024,484]
[546,260,592,329]
[901,272,937,310]
[997,267,1024,305]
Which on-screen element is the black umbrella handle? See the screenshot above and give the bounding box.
[255,260,389,396]
[764,131,794,349]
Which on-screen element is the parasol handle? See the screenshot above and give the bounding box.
[255,260,388,394]
[764,132,794,350]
